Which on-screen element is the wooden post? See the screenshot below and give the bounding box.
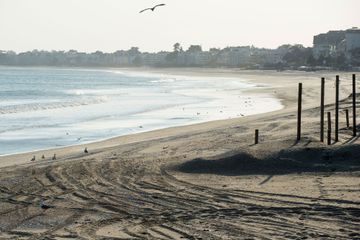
[327,112,331,145]
[346,109,350,128]
[335,75,339,142]
[320,78,325,142]
[297,83,302,141]
[255,129,259,144]
[352,74,357,137]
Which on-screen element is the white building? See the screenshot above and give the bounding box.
[216,47,251,66]
[185,52,211,66]
[142,52,167,66]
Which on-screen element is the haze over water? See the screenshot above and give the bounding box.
[0,67,282,155]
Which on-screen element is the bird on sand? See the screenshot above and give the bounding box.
[139,4,165,13]
[40,200,53,210]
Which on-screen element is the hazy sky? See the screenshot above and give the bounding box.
[0,0,359,53]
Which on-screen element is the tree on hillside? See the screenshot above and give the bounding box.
[282,45,312,66]
[128,47,140,56]
[173,43,181,53]
[187,45,202,53]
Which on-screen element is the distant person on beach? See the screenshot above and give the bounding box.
[52,154,56,160]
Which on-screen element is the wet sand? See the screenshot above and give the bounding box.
[0,69,359,239]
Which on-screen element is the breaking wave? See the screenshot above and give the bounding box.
[0,98,107,115]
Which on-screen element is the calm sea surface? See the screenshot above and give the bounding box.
[0,67,283,155]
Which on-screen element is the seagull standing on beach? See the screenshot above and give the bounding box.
[139,4,166,13]
[40,200,53,210]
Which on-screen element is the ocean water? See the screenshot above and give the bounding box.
[0,67,283,155]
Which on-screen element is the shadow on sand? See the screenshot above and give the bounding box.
[175,145,360,176]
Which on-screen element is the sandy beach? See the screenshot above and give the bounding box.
[0,69,359,239]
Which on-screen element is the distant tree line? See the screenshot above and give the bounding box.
[1,43,359,70]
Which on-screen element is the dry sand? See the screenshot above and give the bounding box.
[0,69,359,239]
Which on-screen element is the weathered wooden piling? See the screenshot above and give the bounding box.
[320,77,325,142]
[297,83,302,141]
[327,112,331,145]
[335,75,339,142]
[352,74,357,137]
[255,129,259,144]
[346,109,350,128]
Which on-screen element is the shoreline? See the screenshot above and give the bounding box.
[1,68,359,239]
[0,91,280,158]
[0,68,358,168]
[0,68,284,166]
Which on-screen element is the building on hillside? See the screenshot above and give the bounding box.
[185,51,212,66]
[249,47,285,66]
[312,30,345,58]
[142,52,168,66]
[346,28,360,51]
[216,47,251,66]
[312,27,360,57]
[345,28,360,65]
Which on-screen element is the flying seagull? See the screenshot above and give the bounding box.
[139,4,165,13]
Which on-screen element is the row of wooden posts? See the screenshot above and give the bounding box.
[255,74,357,145]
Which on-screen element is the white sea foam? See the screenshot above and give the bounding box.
[65,89,128,96]
[150,78,176,83]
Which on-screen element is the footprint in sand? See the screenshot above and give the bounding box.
[315,177,328,198]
